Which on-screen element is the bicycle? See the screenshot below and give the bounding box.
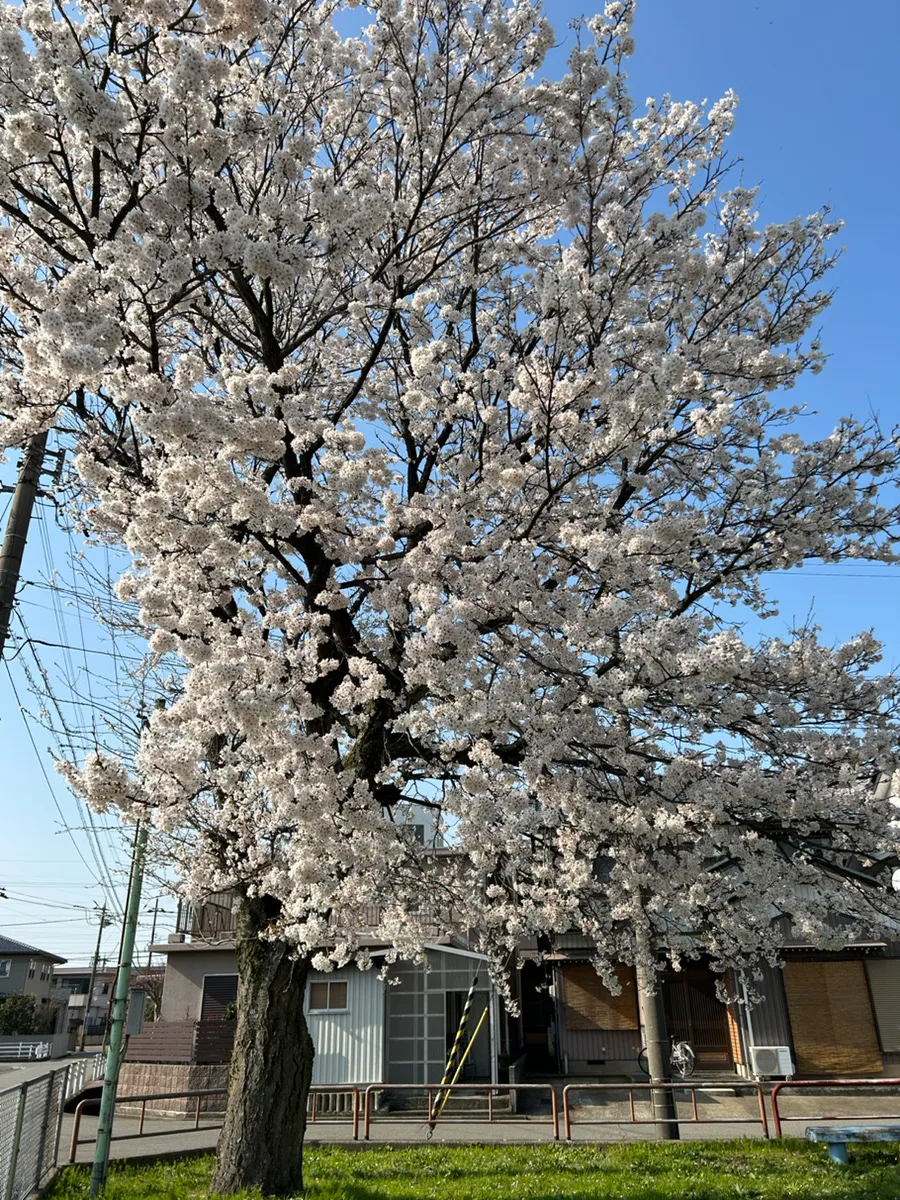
[637,1039,695,1079]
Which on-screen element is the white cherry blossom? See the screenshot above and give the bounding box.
[0,1,898,1191]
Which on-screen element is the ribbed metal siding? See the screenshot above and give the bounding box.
[746,963,792,1048]
[560,1027,643,1063]
[305,968,385,1085]
[866,959,900,1052]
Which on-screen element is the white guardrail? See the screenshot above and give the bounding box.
[0,1045,51,1063]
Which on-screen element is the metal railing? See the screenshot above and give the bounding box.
[0,1065,70,1200]
[62,1054,105,1105]
[362,1083,560,1140]
[306,1087,361,1139]
[69,1087,227,1163]
[562,1081,770,1140]
[68,1084,362,1160]
[771,1078,900,1138]
[0,1044,50,1063]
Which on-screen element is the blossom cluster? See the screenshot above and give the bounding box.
[0,0,897,979]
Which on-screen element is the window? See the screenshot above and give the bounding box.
[308,980,348,1012]
[0,960,10,978]
[40,963,50,981]
[101,983,109,995]
[200,975,239,1021]
[28,960,36,979]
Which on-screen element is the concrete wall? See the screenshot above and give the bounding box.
[118,1062,229,1114]
[160,951,238,1022]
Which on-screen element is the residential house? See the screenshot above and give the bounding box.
[52,964,116,1042]
[149,904,502,1087]
[0,935,66,1010]
[139,892,900,1095]
[520,931,900,1082]
[130,787,900,1092]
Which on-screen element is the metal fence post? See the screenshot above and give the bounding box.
[3,1083,29,1200]
[53,1067,71,1177]
[34,1075,54,1191]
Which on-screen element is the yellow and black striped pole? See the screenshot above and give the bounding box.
[430,1006,489,1127]
[428,973,479,1129]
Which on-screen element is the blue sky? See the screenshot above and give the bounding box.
[0,0,897,966]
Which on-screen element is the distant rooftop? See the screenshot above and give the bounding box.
[0,933,67,964]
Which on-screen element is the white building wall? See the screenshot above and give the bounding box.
[306,967,385,1085]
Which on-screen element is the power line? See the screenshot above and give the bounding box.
[13,617,125,919]
[1,917,93,927]
[3,660,118,906]
[0,890,98,911]
[35,525,132,893]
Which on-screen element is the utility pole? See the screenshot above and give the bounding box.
[636,962,680,1141]
[90,822,149,1197]
[147,897,159,968]
[79,904,109,1053]
[0,431,48,660]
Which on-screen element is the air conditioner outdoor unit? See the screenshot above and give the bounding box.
[750,1046,794,1077]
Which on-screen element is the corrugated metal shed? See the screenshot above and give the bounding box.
[306,967,385,1085]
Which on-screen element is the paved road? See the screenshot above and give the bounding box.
[0,1054,91,1090]
[58,1088,900,1165]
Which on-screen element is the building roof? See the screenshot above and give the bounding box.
[0,934,67,964]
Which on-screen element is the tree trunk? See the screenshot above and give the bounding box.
[212,896,314,1197]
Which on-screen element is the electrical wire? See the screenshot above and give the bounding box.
[1,917,94,927]
[3,660,119,911]
[13,615,126,918]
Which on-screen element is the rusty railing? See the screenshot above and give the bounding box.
[69,1087,227,1162]
[362,1083,559,1140]
[562,1081,769,1140]
[305,1086,361,1139]
[770,1078,900,1138]
[68,1085,361,1160]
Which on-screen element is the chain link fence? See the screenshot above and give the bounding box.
[0,1057,102,1200]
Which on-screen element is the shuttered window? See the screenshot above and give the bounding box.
[200,974,238,1021]
[865,959,900,1053]
[782,960,882,1075]
[561,964,638,1031]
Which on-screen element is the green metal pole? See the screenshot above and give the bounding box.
[89,823,149,1196]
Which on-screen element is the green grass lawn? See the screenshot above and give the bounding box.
[48,1141,900,1200]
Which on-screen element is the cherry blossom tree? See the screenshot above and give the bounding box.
[1,0,899,1191]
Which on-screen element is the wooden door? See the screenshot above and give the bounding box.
[664,970,733,1069]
